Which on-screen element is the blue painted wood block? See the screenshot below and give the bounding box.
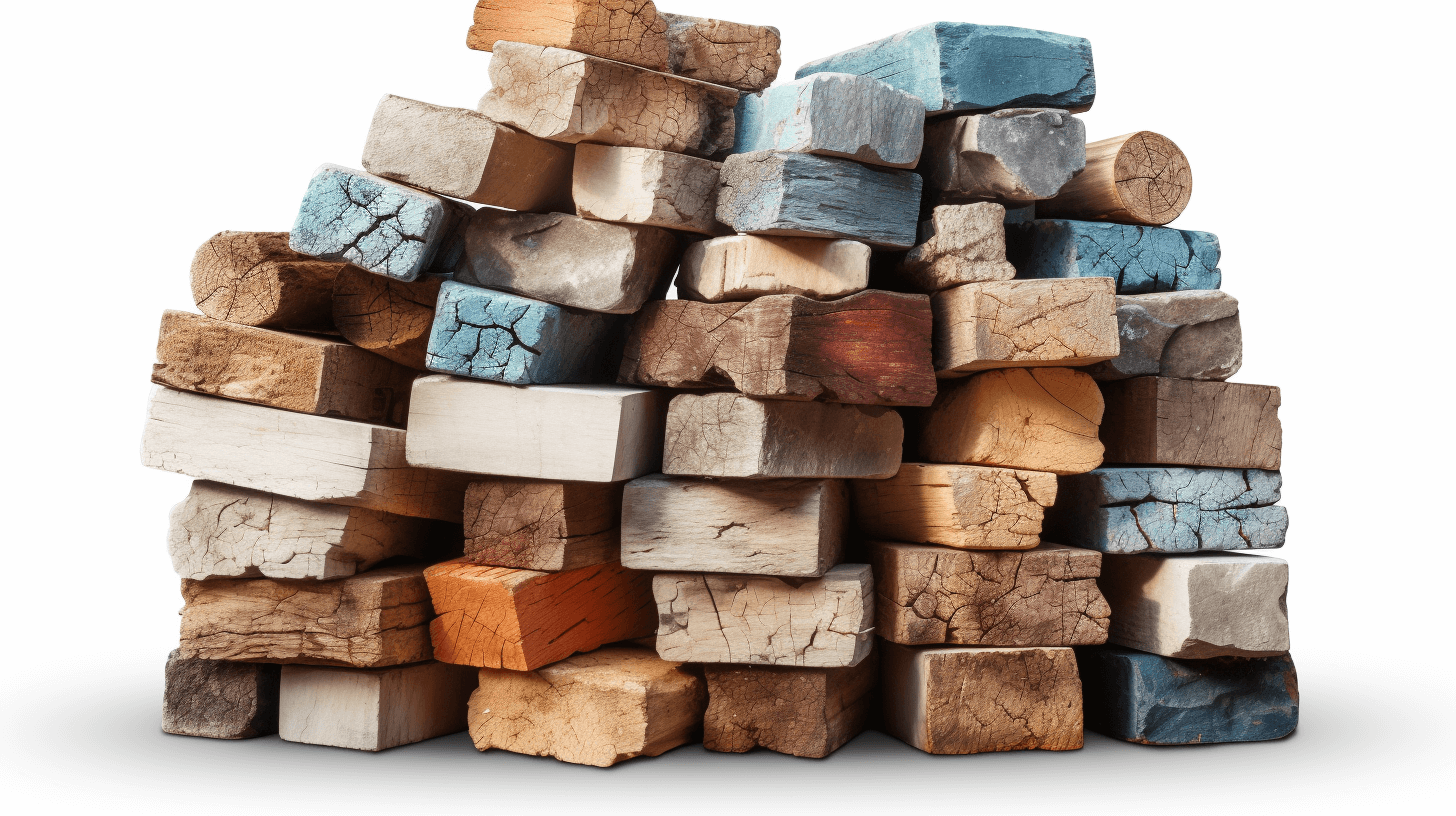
[1007,219,1222,294]
[1046,467,1288,554]
[1078,646,1298,744]
[716,151,923,248]
[795,23,1095,115]
[425,281,620,385]
[732,73,925,169]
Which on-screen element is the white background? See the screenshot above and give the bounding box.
[3,1,1452,813]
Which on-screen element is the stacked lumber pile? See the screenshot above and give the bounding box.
[144,0,1295,762]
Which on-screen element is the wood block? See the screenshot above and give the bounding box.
[869,542,1109,647]
[930,278,1119,376]
[676,235,869,302]
[663,13,779,92]
[278,662,477,751]
[894,203,1018,293]
[880,642,1083,754]
[653,565,874,667]
[466,0,670,71]
[152,310,417,426]
[619,290,935,406]
[703,655,876,758]
[404,375,667,482]
[1099,552,1290,659]
[851,463,1058,550]
[331,266,445,371]
[1078,647,1298,744]
[168,481,439,581]
[1039,132,1193,226]
[190,231,344,334]
[142,387,469,522]
[469,646,705,767]
[620,474,846,577]
[796,22,1095,114]
[424,558,655,670]
[732,73,923,169]
[1045,467,1288,554]
[1007,219,1222,294]
[451,209,680,314]
[476,42,739,159]
[663,393,902,478]
[425,281,619,385]
[464,478,621,571]
[717,152,923,249]
[177,565,433,667]
[162,650,280,740]
[921,109,1086,202]
[1100,377,1282,470]
[573,144,722,234]
[916,367,1104,475]
[1089,290,1242,381]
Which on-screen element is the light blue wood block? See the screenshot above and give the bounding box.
[1006,219,1222,294]
[289,164,453,282]
[795,22,1095,115]
[425,281,619,385]
[731,73,925,169]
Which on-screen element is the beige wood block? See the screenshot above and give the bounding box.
[1037,131,1192,226]
[703,655,875,758]
[466,0,670,71]
[931,278,1119,376]
[573,144,723,234]
[1100,377,1282,470]
[331,267,445,372]
[894,203,1017,293]
[851,463,1057,550]
[279,662,477,751]
[675,235,869,302]
[663,13,780,92]
[463,478,621,571]
[190,231,345,334]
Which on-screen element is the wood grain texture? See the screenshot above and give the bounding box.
[1038,132,1193,226]
[190,231,345,334]
[920,109,1086,202]
[895,203,1017,293]
[467,0,670,71]
[573,144,723,235]
[851,463,1057,550]
[1099,377,1282,470]
[1089,290,1242,381]
[731,72,923,168]
[675,235,869,302]
[703,655,875,758]
[930,278,1118,376]
[162,651,280,740]
[331,267,445,371]
[463,478,621,571]
[278,662,477,751]
[663,13,780,92]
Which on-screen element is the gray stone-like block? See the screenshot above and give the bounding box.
[162,650,281,740]
[732,73,924,169]
[1089,290,1243,381]
[1007,219,1222,294]
[921,109,1086,202]
[896,203,1017,293]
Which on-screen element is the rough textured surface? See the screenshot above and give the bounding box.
[477,42,739,158]
[653,565,874,667]
[1100,377,1282,470]
[703,656,876,757]
[796,22,1096,114]
[469,646,705,767]
[916,367,1104,475]
[464,479,620,571]
[1089,290,1242,381]
[1046,467,1288,553]
[663,13,780,92]
[190,231,345,334]
[162,651,280,740]
[467,0,670,71]
[1078,647,1298,744]
[870,542,1109,647]
[663,392,902,478]
[1039,132,1192,226]
[732,73,923,168]
[573,144,723,234]
[278,662,477,752]
[930,278,1119,376]
[851,463,1058,550]
[676,235,869,302]
[332,267,446,371]
[921,109,1086,202]
[895,203,1018,292]
[1007,219,1222,294]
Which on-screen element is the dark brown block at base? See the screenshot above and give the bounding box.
[162,650,281,739]
[703,654,876,758]
[1100,377,1281,470]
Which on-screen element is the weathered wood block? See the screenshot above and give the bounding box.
[663,13,779,92]
[619,290,935,405]
[332,266,446,372]
[162,651,280,740]
[663,393,902,478]
[895,203,1017,293]
[1078,647,1298,744]
[851,463,1057,550]
[870,542,1109,647]
[1046,467,1288,554]
[190,231,344,334]
[921,109,1086,202]
[141,387,469,522]
[451,209,679,314]
[653,565,873,667]
[464,478,621,571]
[1039,132,1193,226]
[469,646,705,767]
[573,144,722,234]
[732,73,924,169]
[404,375,666,482]
[153,310,417,426]
[278,662,477,751]
[796,22,1096,114]
[703,655,876,758]
[477,42,739,159]
[466,0,670,71]
[621,474,845,577]
[916,367,1104,475]
[717,152,923,248]
[931,278,1119,376]
[177,565,433,667]
[425,281,619,385]
[1100,377,1282,470]
[424,558,655,670]
[880,642,1083,754]
[1007,219,1222,294]
[676,235,869,302]
[1089,290,1242,381]
[1099,552,1290,659]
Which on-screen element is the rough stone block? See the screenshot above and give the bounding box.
[278,662,478,751]
[573,144,723,234]
[676,235,869,302]
[732,73,924,169]
[703,656,876,758]
[895,203,1018,293]
[931,278,1119,376]
[464,479,620,571]
[921,109,1086,202]
[851,463,1058,550]
[332,267,446,371]
[162,651,280,740]
[663,12,780,91]
[1007,219,1222,294]
[190,231,344,334]
[467,0,670,70]
[1089,290,1242,381]
[1100,377,1282,470]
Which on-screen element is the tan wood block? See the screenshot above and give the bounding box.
[703,655,875,758]
[895,203,1018,293]
[331,267,445,372]
[573,144,723,234]
[930,278,1119,376]
[1099,377,1282,470]
[675,235,869,302]
[662,13,780,92]
[279,662,477,751]
[851,463,1058,550]
[190,231,346,334]
[1037,132,1193,226]
[463,478,621,571]
[466,0,670,71]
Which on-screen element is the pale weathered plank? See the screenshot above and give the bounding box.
[675,235,869,302]
[703,655,875,758]
[930,278,1119,376]
[278,662,478,751]
[573,144,723,235]
[851,463,1057,550]
[464,479,620,571]
[1099,377,1282,470]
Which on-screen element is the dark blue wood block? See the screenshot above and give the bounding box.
[1007,219,1221,294]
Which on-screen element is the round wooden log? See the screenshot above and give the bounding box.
[190,231,344,333]
[331,265,445,371]
[1037,132,1192,226]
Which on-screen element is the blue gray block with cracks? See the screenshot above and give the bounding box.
[1006,219,1222,294]
[289,164,454,282]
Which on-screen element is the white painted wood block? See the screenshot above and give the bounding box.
[675,235,870,302]
[278,662,478,751]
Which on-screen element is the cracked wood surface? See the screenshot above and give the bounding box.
[703,653,875,758]
[675,235,869,302]
[1039,132,1193,226]
[332,266,445,371]
[177,565,434,668]
[731,73,923,168]
[895,203,1017,293]
[869,542,1109,647]
[851,463,1057,550]
[621,474,846,577]
[619,290,936,406]
[163,650,280,740]
[190,231,345,334]
[663,13,780,92]
[278,662,477,752]
[464,478,621,571]
[920,109,1086,203]
[573,144,724,234]
[466,0,670,71]
[653,564,874,667]
[469,646,705,767]
[1089,290,1242,381]
[1100,377,1282,470]
[916,367,1104,475]
[1006,219,1221,294]
[930,278,1119,376]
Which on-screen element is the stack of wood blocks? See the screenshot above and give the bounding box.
[144,0,1295,763]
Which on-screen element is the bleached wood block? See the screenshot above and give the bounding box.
[466,0,671,72]
[190,231,344,334]
[1099,552,1290,659]
[895,203,1017,293]
[1090,290,1242,382]
[1100,377,1282,470]
[851,463,1057,550]
[653,565,874,667]
[331,266,446,372]
[663,12,780,91]
[703,655,875,758]
[621,474,845,577]
[731,72,924,168]
[573,144,723,235]
[141,387,469,522]
[464,479,620,571]
[663,393,902,479]
[162,651,280,740]
[404,375,667,482]
[920,109,1086,202]
[278,662,477,752]
[675,235,869,302]
[930,278,1119,376]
